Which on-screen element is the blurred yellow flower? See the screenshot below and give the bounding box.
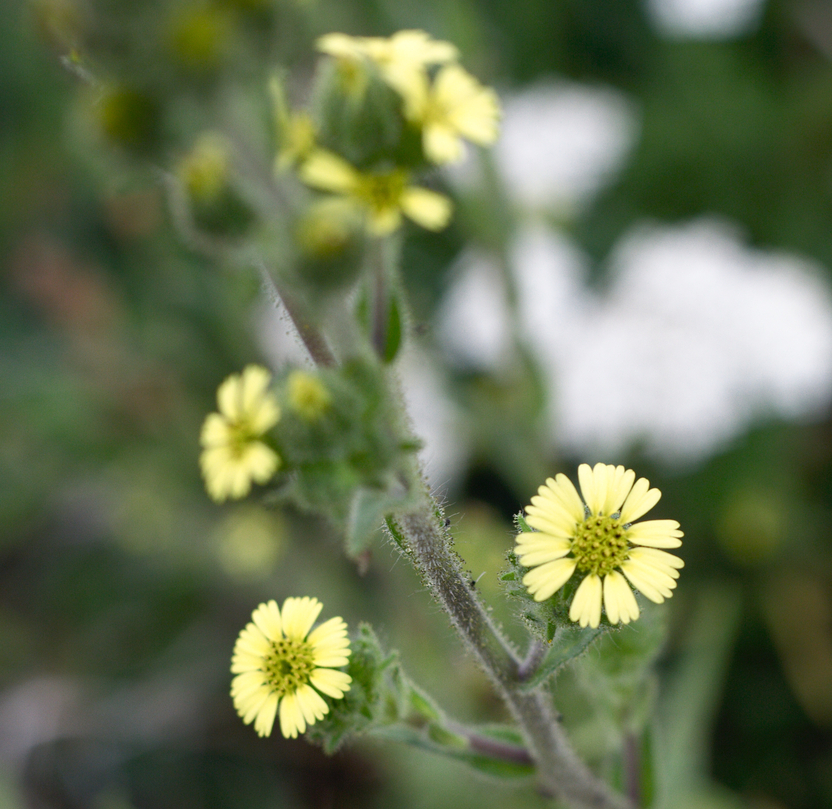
[516,463,684,628]
[300,149,452,235]
[404,64,501,164]
[317,30,457,100]
[288,370,331,420]
[231,597,352,738]
[179,132,229,201]
[200,365,281,501]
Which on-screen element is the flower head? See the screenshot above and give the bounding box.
[231,597,352,738]
[516,463,684,628]
[200,365,281,501]
[317,30,457,100]
[300,149,452,235]
[404,64,501,164]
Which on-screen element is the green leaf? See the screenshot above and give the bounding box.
[522,624,610,690]
[381,292,402,364]
[346,484,415,558]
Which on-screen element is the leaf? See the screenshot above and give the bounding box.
[346,485,409,557]
[381,292,402,364]
[522,624,610,690]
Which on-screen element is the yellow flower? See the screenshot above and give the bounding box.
[231,597,352,738]
[288,370,331,420]
[317,30,457,100]
[200,365,281,502]
[179,132,230,201]
[404,64,501,164]
[516,463,684,628]
[300,149,452,235]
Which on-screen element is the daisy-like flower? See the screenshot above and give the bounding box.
[200,365,281,502]
[230,597,352,738]
[317,30,458,100]
[404,64,501,165]
[300,149,452,235]
[516,463,684,628]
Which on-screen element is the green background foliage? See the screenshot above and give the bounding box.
[3,0,832,806]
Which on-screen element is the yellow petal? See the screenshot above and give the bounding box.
[400,187,452,230]
[300,150,360,194]
[569,574,603,628]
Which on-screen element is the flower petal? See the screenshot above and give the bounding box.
[627,519,683,549]
[296,683,329,725]
[515,538,571,567]
[301,150,360,194]
[281,597,323,641]
[522,557,577,601]
[603,570,639,625]
[400,187,452,231]
[310,668,352,698]
[604,466,636,516]
[279,691,305,738]
[569,574,603,628]
[620,477,661,523]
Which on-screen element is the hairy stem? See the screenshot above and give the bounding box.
[518,638,548,681]
[255,261,337,368]
[390,500,632,809]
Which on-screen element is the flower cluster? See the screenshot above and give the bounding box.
[199,365,281,501]
[282,30,500,236]
[516,463,684,628]
[316,29,499,165]
[231,598,352,738]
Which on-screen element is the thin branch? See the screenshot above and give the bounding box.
[255,260,338,368]
[447,722,534,767]
[518,638,548,682]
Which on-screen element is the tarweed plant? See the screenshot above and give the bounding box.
[63,13,687,808]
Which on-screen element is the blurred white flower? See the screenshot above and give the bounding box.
[437,251,512,369]
[440,218,832,463]
[397,345,470,489]
[646,0,766,38]
[493,82,638,214]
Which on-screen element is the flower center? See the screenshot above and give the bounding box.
[571,514,631,578]
[358,171,407,214]
[226,419,260,458]
[263,637,316,697]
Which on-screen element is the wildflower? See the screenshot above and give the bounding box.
[231,597,352,738]
[300,149,452,235]
[516,463,684,628]
[404,64,501,164]
[288,370,331,420]
[317,30,457,100]
[200,365,281,501]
